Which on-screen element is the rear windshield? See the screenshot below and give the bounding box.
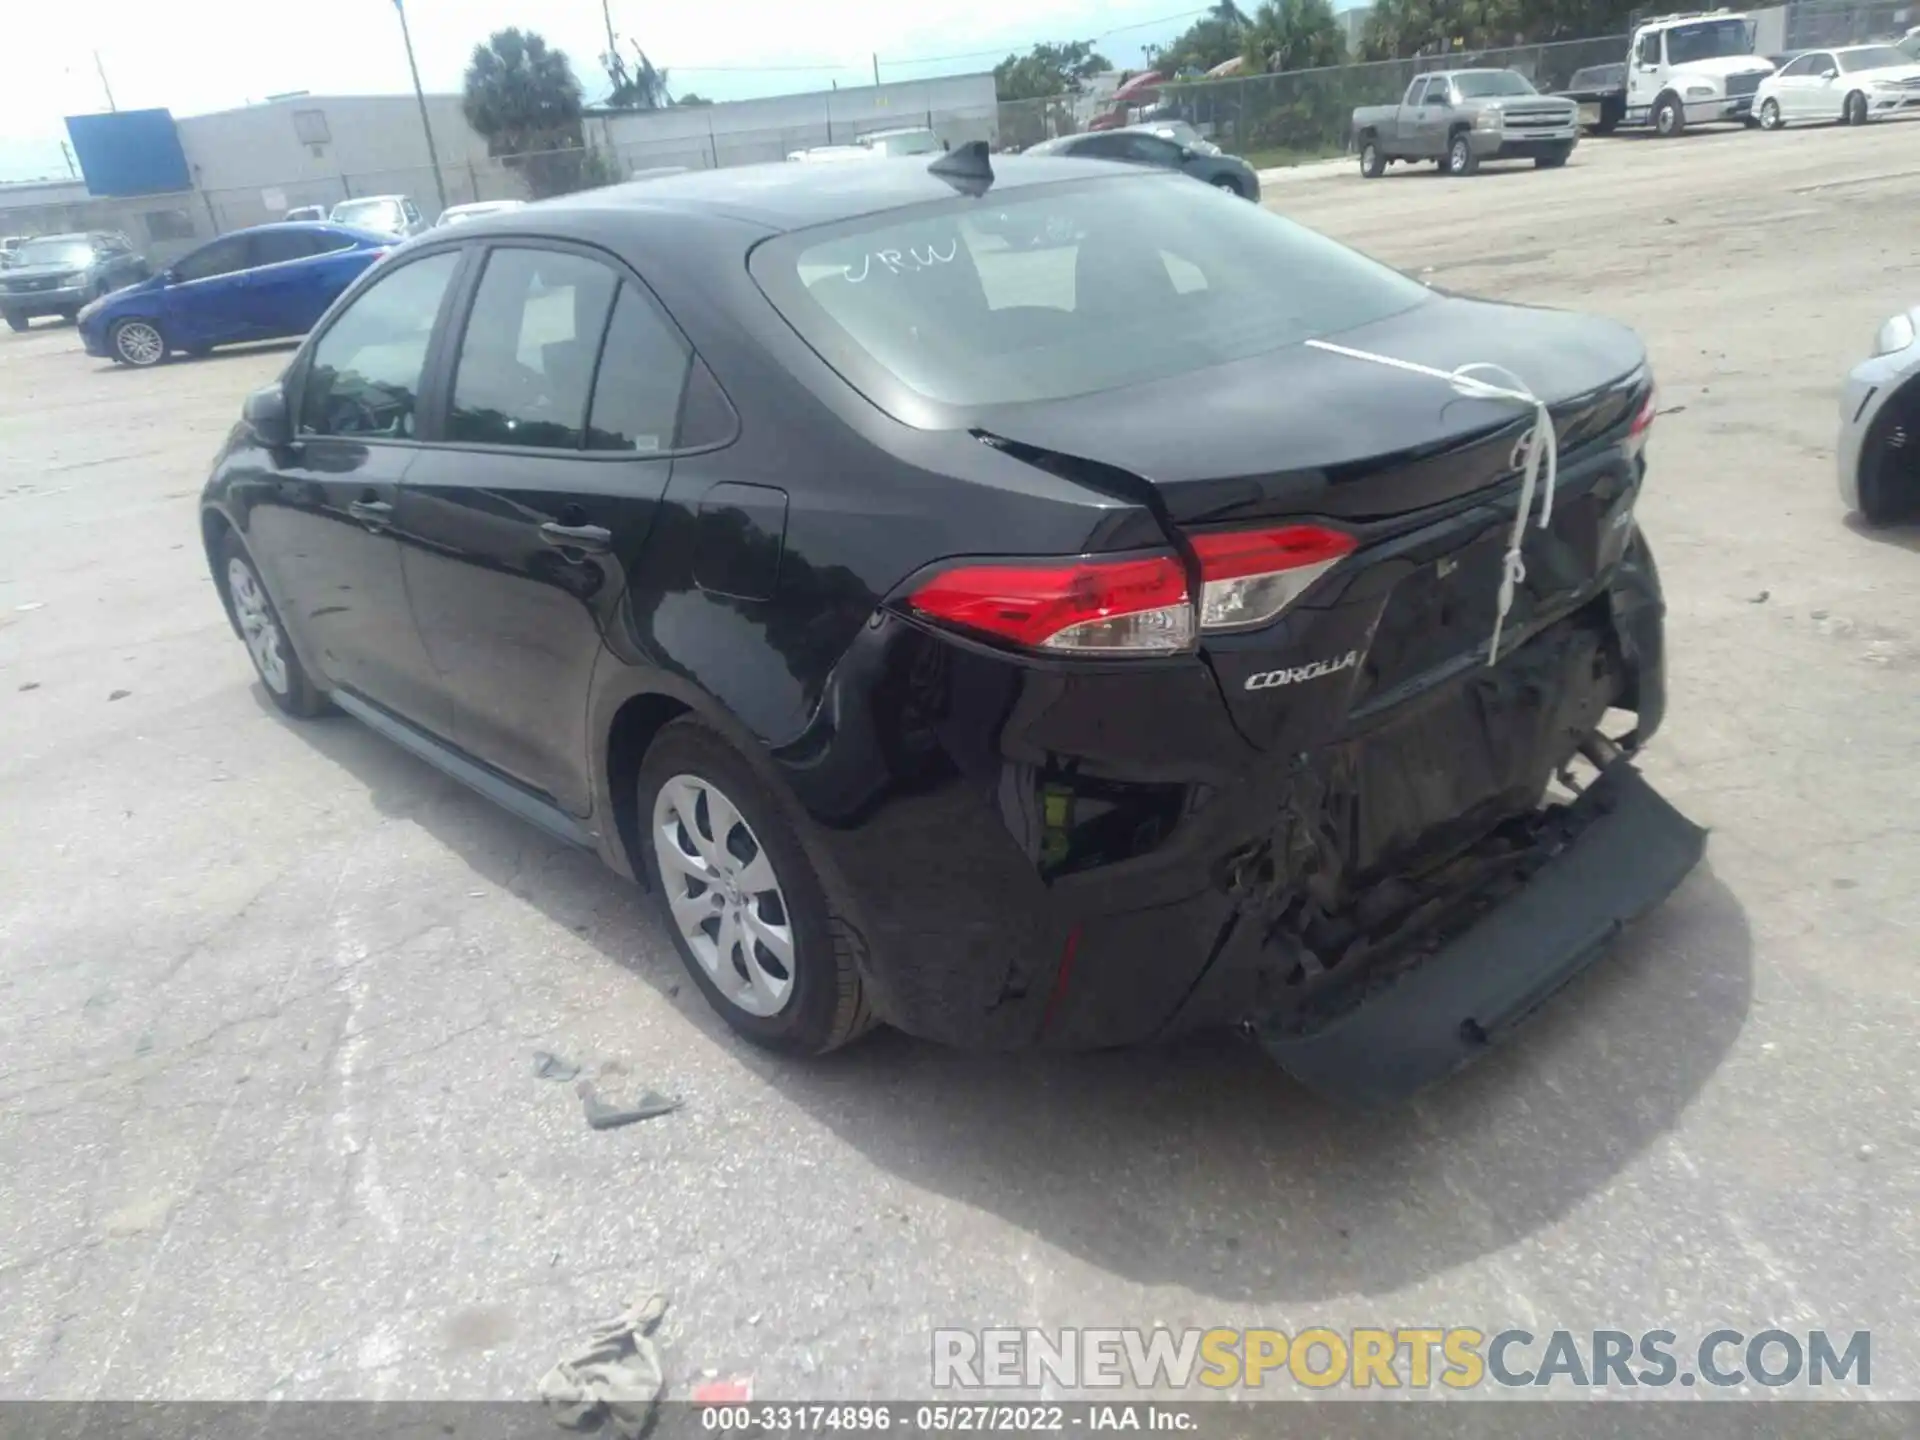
[1452,71,1536,97]
[333,199,402,229]
[751,174,1429,413]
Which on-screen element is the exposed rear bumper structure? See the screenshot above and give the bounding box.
[1259,761,1705,1104]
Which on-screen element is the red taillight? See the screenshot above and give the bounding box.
[1190,523,1355,632]
[908,554,1192,654]
[1626,384,1656,460]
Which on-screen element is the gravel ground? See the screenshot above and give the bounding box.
[2,119,1916,1408]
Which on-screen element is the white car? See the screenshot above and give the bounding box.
[434,199,526,227]
[1754,44,1920,128]
[785,145,876,164]
[1838,306,1920,525]
[855,126,943,156]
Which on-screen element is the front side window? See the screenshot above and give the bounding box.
[173,236,251,283]
[300,250,460,439]
[586,283,692,453]
[1777,53,1820,77]
[754,173,1430,414]
[1637,33,1661,65]
[448,248,618,450]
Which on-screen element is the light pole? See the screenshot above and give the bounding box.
[392,0,450,215]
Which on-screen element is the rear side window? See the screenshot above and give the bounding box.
[250,231,321,267]
[753,174,1430,412]
[300,250,460,439]
[449,248,618,450]
[586,284,692,453]
[173,236,251,282]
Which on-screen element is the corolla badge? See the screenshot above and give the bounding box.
[1244,651,1360,691]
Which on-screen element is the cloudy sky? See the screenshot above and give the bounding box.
[0,0,1227,182]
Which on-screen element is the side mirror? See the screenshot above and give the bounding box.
[243,382,294,448]
[162,267,182,286]
[1820,68,1837,79]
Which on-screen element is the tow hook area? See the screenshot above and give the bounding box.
[1258,762,1706,1105]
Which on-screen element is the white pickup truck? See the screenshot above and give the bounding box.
[1559,10,1776,136]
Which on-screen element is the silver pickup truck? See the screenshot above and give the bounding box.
[1351,68,1580,177]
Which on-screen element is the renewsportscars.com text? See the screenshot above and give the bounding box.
[932,1327,1871,1392]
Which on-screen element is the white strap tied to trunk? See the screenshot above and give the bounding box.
[1304,338,1557,665]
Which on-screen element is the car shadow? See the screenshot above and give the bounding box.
[275,689,1753,1305]
[1843,510,1920,552]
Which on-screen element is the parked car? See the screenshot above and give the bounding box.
[284,205,328,223]
[328,194,427,237]
[786,145,875,163]
[856,126,944,156]
[435,199,527,227]
[1,231,151,330]
[1025,126,1261,199]
[1556,11,1773,136]
[198,149,1699,1099]
[1353,70,1579,177]
[78,222,390,367]
[1838,304,1920,525]
[1753,44,1920,128]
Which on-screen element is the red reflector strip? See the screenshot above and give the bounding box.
[908,555,1189,650]
[1629,385,1656,436]
[1189,524,1356,581]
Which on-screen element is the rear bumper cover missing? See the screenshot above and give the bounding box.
[1259,762,1705,1104]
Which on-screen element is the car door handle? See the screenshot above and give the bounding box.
[348,499,393,527]
[539,521,612,552]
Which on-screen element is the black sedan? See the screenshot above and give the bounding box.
[1026,125,1261,199]
[201,149,1701,1100]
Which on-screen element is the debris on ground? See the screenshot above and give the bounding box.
[539,1291,669,1438]
[18,682,39,692]
[108,690,130,701]
[1748,590,1770,604]
[690,1378,753,1403]
[15,601,45,613]
[577,1078,681,1130]
[532,1049,581,1082]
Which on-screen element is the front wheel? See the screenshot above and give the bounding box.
[110,318,168,367]
[1359,137,1386,178]
[1653,94,1685,137]
[1209,175,1245,198]
[1447,133,1479,176]
[3,312,26,333]
[1844,91,1869,126]
[639,719,875,1055]
[1759,98,1783,130]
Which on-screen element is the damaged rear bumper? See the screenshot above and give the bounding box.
[1259,761,1705,1104]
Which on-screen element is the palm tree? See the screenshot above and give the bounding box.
[1209,0,1251,26]
[1241,0,1347,73]
[462,29,584,156]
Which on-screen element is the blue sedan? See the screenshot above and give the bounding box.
[79,223,390,367]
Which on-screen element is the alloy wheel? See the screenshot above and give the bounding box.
[114,320,165,367]
[226,556,290,695]
[652,774,795,1017]
[1760,99,1781,130]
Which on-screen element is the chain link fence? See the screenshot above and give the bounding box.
[1000,34,1632,162]
[1784,0,1917,46]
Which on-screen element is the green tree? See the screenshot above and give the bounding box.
[676,92,713,106]
[1241,0,1348,73]
[993,40,1111,101]
[463,29,584,155]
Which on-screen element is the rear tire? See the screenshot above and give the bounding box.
[1653,93,1685,137]
[1447,132,1479,176]
[1359,136,1386,178]
[220,533,328,717]
[638,718,875,1055]
[1759,98,1783,130]
[1844,90,1869,126]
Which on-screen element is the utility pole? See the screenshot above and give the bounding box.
[60,141,77,178]
[93,50,117,111]
[392,0,450,215]
[872,52,880,86]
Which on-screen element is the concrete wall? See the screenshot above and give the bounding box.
[593,73,1000,172]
